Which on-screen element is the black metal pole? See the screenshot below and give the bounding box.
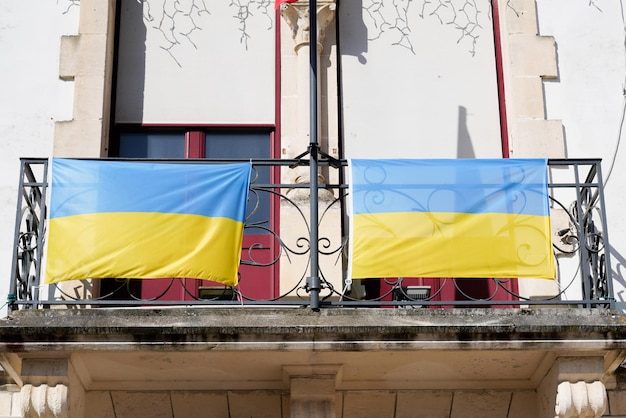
[308,0,321,311]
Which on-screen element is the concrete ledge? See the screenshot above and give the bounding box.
[1,308,625,351]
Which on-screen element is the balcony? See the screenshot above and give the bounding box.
[9,157,614,311]
[5,157,626,416]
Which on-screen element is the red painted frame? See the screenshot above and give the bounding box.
[492,0,511,159]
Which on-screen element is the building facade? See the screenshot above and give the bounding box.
[1,0,626,416]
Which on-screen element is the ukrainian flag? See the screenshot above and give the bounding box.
[349,159,555,279]
[45,159,251,286]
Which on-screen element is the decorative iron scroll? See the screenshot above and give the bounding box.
[8,158,614,310]
[10,160,48,309]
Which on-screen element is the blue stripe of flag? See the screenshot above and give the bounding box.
[350,158,549,217]
[50,159,251,221]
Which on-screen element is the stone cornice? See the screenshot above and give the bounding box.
[1,308,626,352]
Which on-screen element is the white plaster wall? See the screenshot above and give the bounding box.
[0,1,77,313]
[339,0,502,159]
[115,1,275,124]
[536,0,626,307]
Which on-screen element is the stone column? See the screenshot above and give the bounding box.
[280,0,336,152]
[279,0,337,186]
[537,356,608,418]
[284,365,342,418]
[279,1,342,298]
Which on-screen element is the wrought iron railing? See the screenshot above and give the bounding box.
[8,157,614,311]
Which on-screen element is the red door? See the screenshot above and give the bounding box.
[114,128,279,301]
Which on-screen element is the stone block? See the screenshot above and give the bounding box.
[450,391,511,418]
[68,360,86,418]
[60,34,109,81]
[342,391,396,418]
[21,359,69,386]
[608,389,626,415]
[280,54,299,92]
[508,391,538,418]
[395,391,453,418]
[73,75,107,120]
[280,96,299,134]
[290,378,336,401]
[228,391,282,418]
[111,391,172,418]
[511,77,546,118]
[54,119,105,158]
[509,35,558,78]
[556,357,605,382]
[79,0,115,35]
[59,36,79,81]
[505,0,538,35]
[171,392,229,418]
[509,119,565,158]
[84,391,116,418]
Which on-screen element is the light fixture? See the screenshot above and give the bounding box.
[198,286,235,301]
[393,285,431,301]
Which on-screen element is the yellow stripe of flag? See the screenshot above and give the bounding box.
[349,159,555,279]
[45,159,251,285]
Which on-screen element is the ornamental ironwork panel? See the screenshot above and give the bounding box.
[8,158,614,310]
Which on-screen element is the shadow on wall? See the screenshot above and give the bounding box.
[457,106,476,158]
[111,0,147,128]
[609,244,626,310]
[337,0,368,64]
[560,124,569,158]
